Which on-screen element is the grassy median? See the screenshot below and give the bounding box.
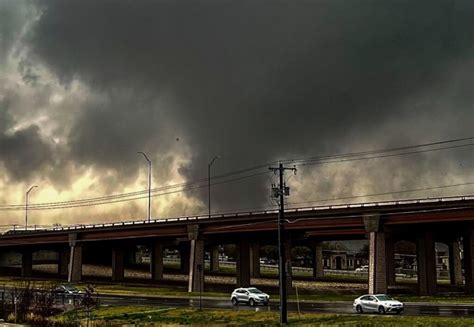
[56,306,474,326]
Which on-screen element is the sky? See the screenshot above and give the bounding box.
[0,0,473,228]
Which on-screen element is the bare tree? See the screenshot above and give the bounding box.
[81,285,99,327]
[13,281,34,323]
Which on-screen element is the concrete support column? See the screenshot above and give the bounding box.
[364,214,387,294]
[188,240,205,292]
[112,248,125,281]
[368,232,386,294]
[179,242,190,274]
[313,242,324,278]
[68,245,82,282]
[210,246,219,273]
[448,239,463,286]
[58,248,70,278]
[68,234,82,282]
[187,225,204,292]
[416,231,437,295]
[21,250,33,277]
[250,242,261,278]
[385,235,396,286]
[151,241,164,281]
[236,238,251,287]
[464,227,474,294]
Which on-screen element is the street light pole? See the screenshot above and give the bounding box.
[208,156,221,219]
[25,185,38,231]
[138,152,152,222]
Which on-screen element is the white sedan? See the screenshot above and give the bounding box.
[353,294,404,314]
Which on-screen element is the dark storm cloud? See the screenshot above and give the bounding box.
[66,89,180,189]
[0,97,54,182]
[0,99,14,132]
[0,1,28,64]
[0,125,54,181]
[23,0,474,210]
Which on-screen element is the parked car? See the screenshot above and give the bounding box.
[353,294,404,314]
[54,285,81,295]
[355,265,369,272]
[231,287,269,306]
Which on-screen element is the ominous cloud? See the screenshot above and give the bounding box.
[0,88,55,183]
[0,0,473,225]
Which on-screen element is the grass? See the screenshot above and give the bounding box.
[90,283,226,298]
[57,306,474,326]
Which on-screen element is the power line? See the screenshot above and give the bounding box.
[0,136,472,210]
[282,136,474,165]
[0,171,271,211]
[0,165,272,209]
[297,143,474,167]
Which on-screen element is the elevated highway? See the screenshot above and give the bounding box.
[1,195,474,295]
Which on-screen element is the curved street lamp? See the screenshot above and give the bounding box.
[208,156,221,219]
[138,152,152,222]
[25,185,38,231]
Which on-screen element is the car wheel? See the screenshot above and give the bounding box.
[249,299,255,306]
[378,306,386,314]
[231,297,238,306]
[356,305,363,313]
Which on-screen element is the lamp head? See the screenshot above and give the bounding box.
[209,155,222,166]
[26,185,38,194]
[137,151,151,163]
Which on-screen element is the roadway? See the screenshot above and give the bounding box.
[96,294,474,317]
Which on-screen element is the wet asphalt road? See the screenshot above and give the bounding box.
[96,295,474,317]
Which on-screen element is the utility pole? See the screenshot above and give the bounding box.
[269,163,296,324]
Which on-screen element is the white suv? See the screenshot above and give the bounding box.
[231,287,269,306]
[355,265,369,272]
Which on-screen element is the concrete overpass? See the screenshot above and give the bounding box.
[1,195,474,295]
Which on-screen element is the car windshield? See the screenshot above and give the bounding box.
[64,286,77,292]
[375,295,393,301]
[248,288,264,294]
